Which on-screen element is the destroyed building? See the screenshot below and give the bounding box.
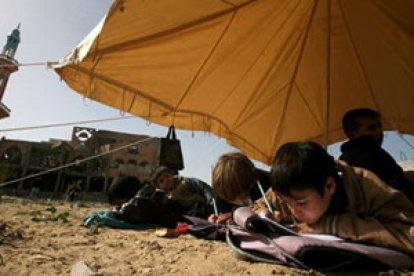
[0,126,163,200]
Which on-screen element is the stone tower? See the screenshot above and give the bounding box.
[0,24,21,119]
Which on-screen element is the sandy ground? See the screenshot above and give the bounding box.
[0,196,411,276]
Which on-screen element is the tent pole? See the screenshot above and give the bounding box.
[323,0,332,149]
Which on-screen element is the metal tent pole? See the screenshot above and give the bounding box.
[323,0,332,149]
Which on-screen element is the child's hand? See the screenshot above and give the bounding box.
[208,214,216,223]
[294,223,312,233]
[208,212,232,224]
[258,209,283,222]
[294,223,321,234]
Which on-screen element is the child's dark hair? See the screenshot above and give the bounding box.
[107,176,142,205]
[271,141,338,196]
[342,108,380,135]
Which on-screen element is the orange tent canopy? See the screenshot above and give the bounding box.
[55,0,414,164]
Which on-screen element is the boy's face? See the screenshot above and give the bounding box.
[156,171,175,191]
[351,117,383,145]
[281,178,336,225]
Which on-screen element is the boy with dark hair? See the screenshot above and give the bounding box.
[342,108,383,145]
[268,141,414,256]
[340,108,414,201]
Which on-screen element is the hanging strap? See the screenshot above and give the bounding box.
[166,125,177,140]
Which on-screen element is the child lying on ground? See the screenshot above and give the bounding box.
[210,152,270,223]
[258,141,414,256]
[108,170,231,227]
[152,166,233,214]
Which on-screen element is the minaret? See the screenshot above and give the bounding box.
[0,24,21,119]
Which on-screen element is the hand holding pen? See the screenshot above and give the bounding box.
[256,182,283,222]
[208,198,232,224]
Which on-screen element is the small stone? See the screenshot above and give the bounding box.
[409,226,414,237]
[88,225,99,235]
[0,222,7,231]
[75,202,89,208]
[91,263,101,271]
[141,268,152,274]
[29,254,55,263]
[70,260,96,276]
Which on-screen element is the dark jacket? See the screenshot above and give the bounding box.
[340,135,414,202]
[113,184,187,227]
[114,178,233,227]
[180,177,235,213]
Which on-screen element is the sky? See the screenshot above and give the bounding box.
[1,0,414,184]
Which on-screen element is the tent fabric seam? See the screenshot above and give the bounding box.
[210,4,300,122]
[372,2,414,91]
[271,0,319,151]
[218,0,237,7]
[61,65,271,161]
[231,0,309,132]
[337,0,380,112]
[90,0,260,57]
[294,82,323,130]
[173,9,238,121]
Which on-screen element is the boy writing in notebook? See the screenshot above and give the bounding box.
[210,152,270,223]
[262,141,414,255]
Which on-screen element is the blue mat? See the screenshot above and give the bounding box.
[84,210,157,229]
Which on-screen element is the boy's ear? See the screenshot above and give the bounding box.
[346,130,357,139]
[325,177,337,197]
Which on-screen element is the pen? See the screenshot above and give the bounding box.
[212,198,219,217]
[257,182,274,214]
